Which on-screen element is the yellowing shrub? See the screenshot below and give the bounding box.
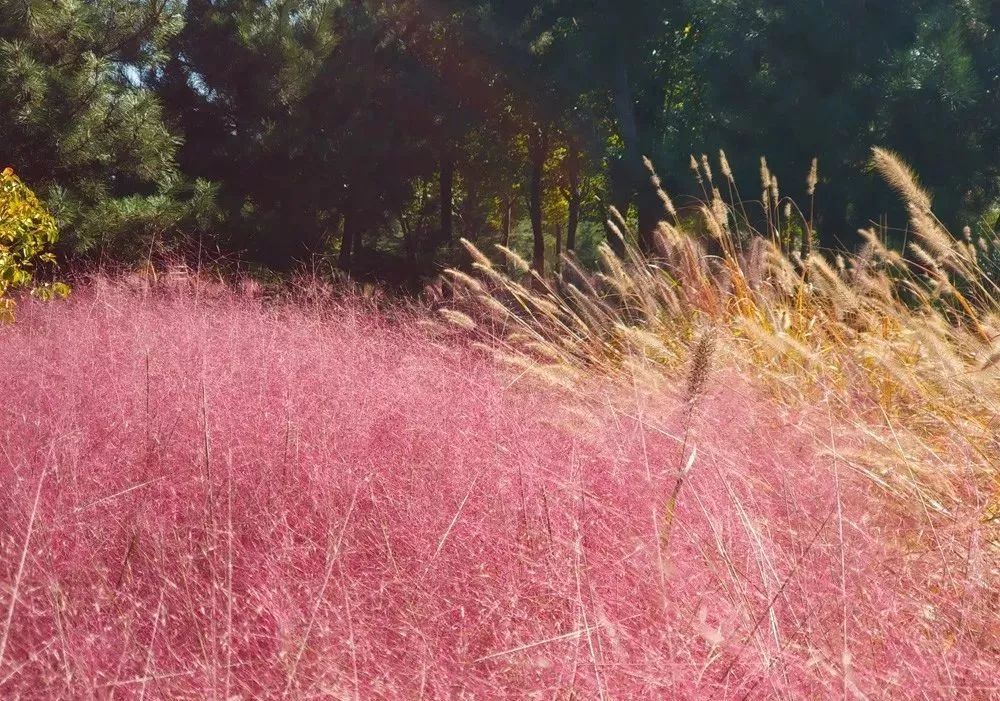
[0,167,68,319]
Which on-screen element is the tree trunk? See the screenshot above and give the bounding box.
[528,124,548,274]
[554,222,562,272]
[398,214,416,264]
[501,196,513,248]
[611,56,657,253]
[338,208,355,272]
[565,139,581,252]
[612,59,640,159]
[439,149,455,245]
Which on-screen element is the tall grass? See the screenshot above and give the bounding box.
[448,148,1000,522]
[1,149,998,697]
[0,273,993,698]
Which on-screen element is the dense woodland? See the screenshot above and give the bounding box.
[3,0,1000,285]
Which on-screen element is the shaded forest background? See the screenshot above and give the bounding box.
[3,0,1000,286]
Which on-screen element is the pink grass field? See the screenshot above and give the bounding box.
[1,280,997,699]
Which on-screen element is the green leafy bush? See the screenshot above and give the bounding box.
[0,166,68,319]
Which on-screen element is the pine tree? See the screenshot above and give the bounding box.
[0,0,214,259]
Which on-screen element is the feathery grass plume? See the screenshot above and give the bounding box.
[495,244,531,273]
[689,153,700,181]
[549,298,595,339]
[871,147,932,212]
[643,156,660,187]
[686,328,717,402]
[711,189,730,233]
[810,254,862,315]
[475,292,522,323]
[562,283,611,334]
[496,350,581,388]
[854,270,896,306]
[912,323,967,379]
[650,224,672,258]
[700,154,714,185]
[608,205,634,240]
[656,189,678,220]
[518,286,564,319]
[760,242,801,296]
[759,156,771,191]
[606,219,625,247]
[460,238,494,269]
[643,156,678,219]
[736,315,814,366]
[855,239,876,274]
[770,174,780,203]
[467,259,511,288]
[807,158,819,196]
[661,327,718,552]
[597,245,640,304]
[561,254,600,297]
[506,330,545,347]
[719,149,734,182]
[859,228,904,268]
[743,234,768,289]
[650,277,684,316]
[907,204,958,263]
[617,324,679,364]
[777,307,792,332]
[656,220,684,248]
[523,340,575,364]
[909,242,942,276]
[446,146,999,538]
[444,268,485,294]
[438,309,477,330]
[927,275,955,302]
[701,204,725,241]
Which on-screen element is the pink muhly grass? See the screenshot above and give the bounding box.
[0,280,996,699]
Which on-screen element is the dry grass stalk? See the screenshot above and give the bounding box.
[446,149,1000,527]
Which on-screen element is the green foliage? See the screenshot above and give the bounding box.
[0,0,206,260]
[0,167,68,320]
[3,0,1000,282]
[672,0,1000,241]
[65,176,221,262]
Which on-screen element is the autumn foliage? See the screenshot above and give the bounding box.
[0,167,66,319]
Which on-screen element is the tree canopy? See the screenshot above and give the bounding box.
[3,0,999,283]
